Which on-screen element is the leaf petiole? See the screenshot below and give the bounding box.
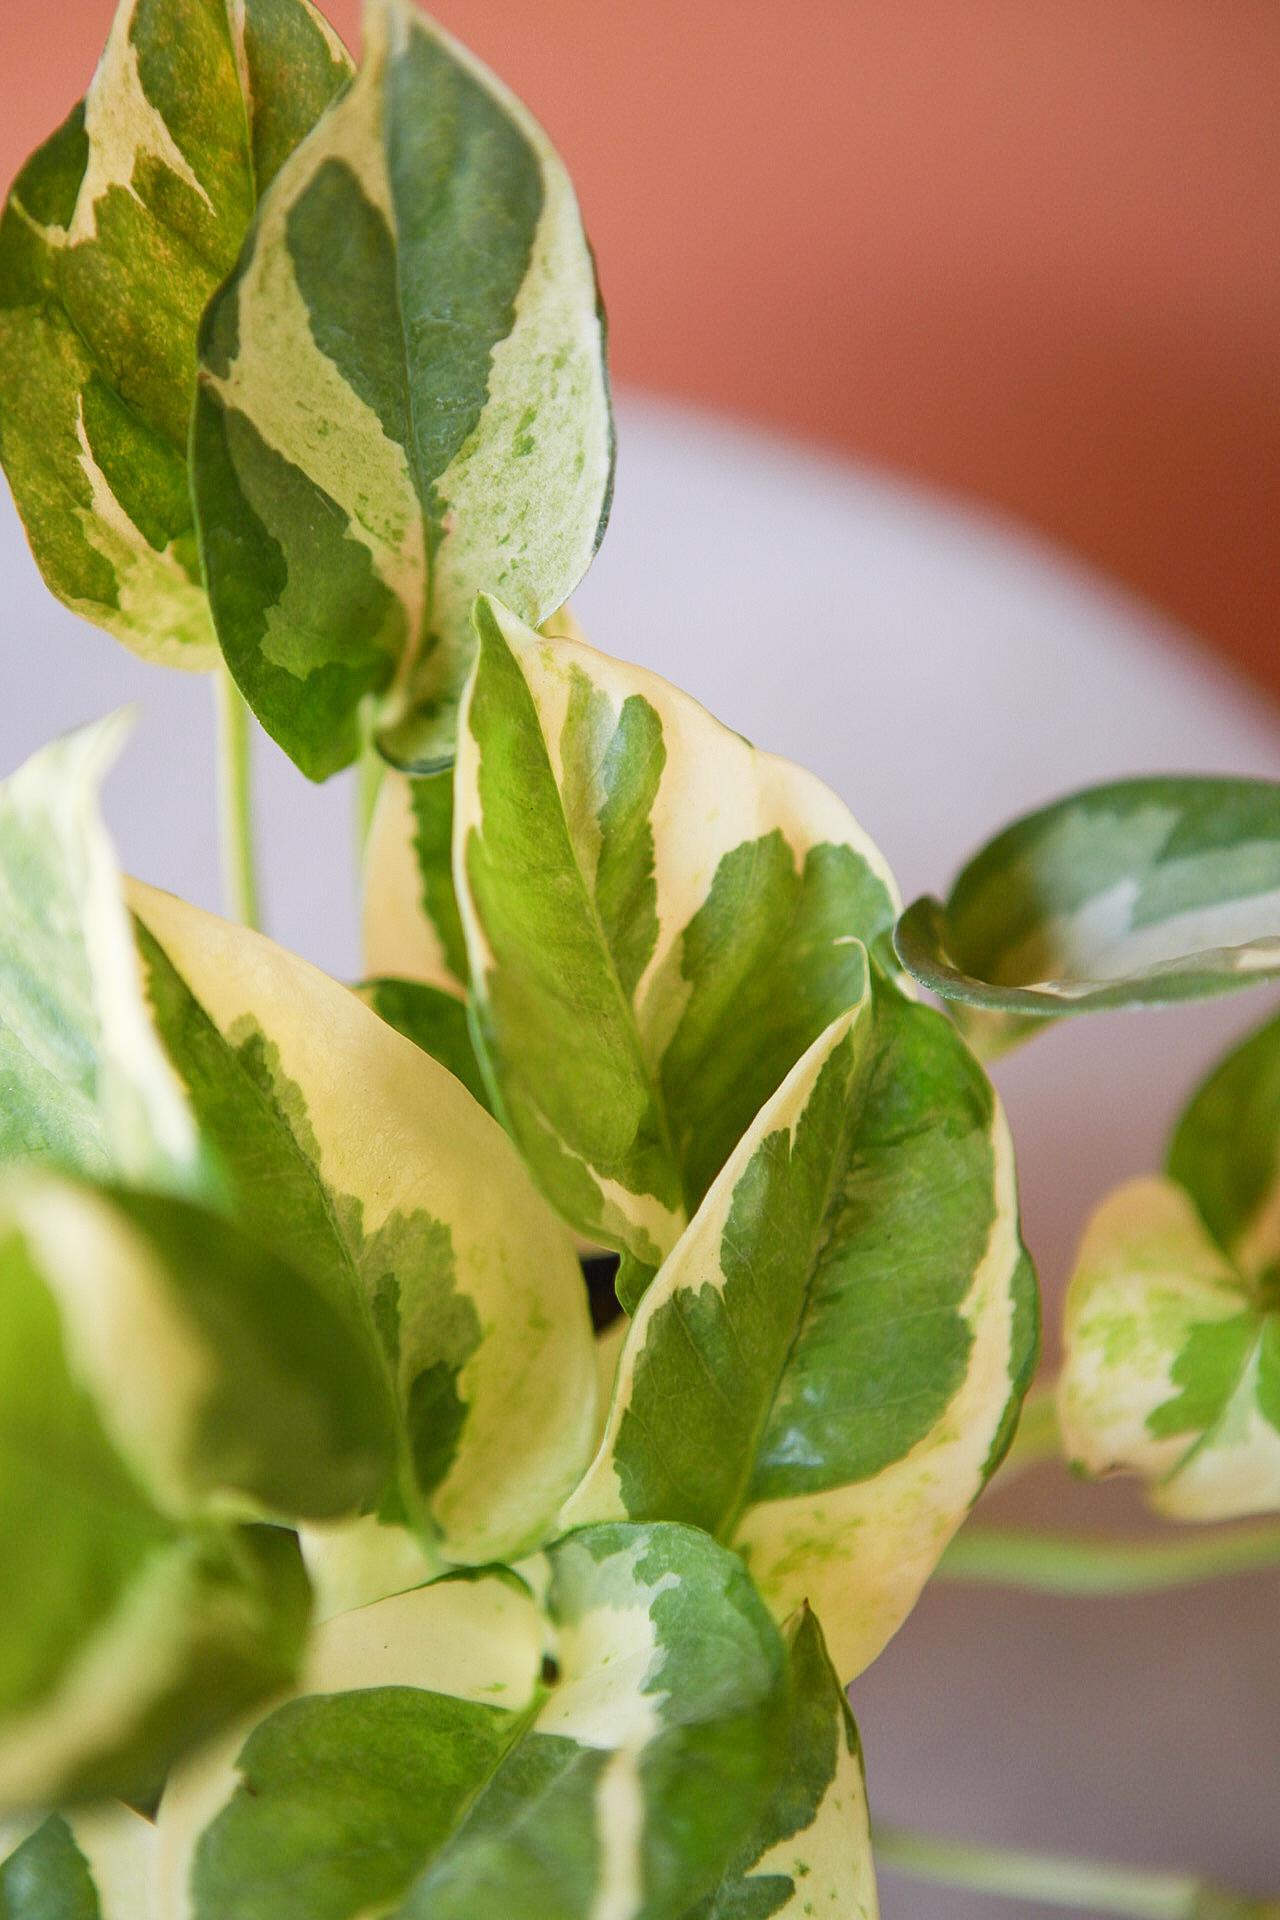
[214,664,262,932]
[873,1823,1276,1917]
[937,1520,1280,1596]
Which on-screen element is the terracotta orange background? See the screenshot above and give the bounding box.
[3,1,1277,693]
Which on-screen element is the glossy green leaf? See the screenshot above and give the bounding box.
[563,982,1037,1682]
[1168,1007,1280,1284]
[895,778,1280,1056]
[129,879,596,1562]
[159,1524,789,1920]
[0,0,351,667]
[356,977,489,1112]
[689,1606,878,1920]
[456,598,901,1271]
[191,0,614,779]
[1,1804,155,1919]
[0,1177,312,1806]
[1060,1072,1280,1523]
[0,716,199,1189]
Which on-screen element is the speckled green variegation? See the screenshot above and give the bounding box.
[895,777,1280,1056]
[158,1524,809,1920]
[1,1803,156,1918]
[1060,1009,1280,1521]
[563,982,1036,1681]
[0,0,351,666]
[456,598,902,1276]
[191,0,614,779]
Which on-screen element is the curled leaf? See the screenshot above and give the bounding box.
[895,778,1280,1056]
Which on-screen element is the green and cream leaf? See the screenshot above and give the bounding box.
[1,1803,156,1918]
[563,984,1037,1681]
[356,976,490,1111]
[457,599,901,1271]
[895,777,1280,1055]
[191,0,614,778]
[365,769,469,994]
[129,880,596,1562]
[0,0,351,666]
[1060,1169,1280,1521]
[0,1173,313,1806]
[690,1606,878,1920]
[0,716,199,1189]
[159,1525,789,1920]
[1,1167,394,1527]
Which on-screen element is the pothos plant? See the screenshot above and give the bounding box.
[0,3,1277,1917]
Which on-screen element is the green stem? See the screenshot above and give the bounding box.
[355,695,385,861]
[872,1826,1212,1918]
[937,1520,1280,1596]
[214,665,262,931]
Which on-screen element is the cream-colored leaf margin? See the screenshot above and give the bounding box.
[1059,1176,1280,1521]
[156,1573,545,1920]
[564,1006,1025,1682]
[1,715,199,1183]
[456,600,900,1263]
[1,1802,155,1919]
[128,880,596,1563]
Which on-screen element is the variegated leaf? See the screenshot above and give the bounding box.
[0,716,199,1189]
[356,976,489,1111]
[895,777,1280,1057]
[0,1174,312,1807]
[1,1167,395,1526]
[191,0,614,779]
[1060,1188,1280,1521]
[689,1606,878,1920]
[365,768,468,994]
[456,598,901,1271]
[159,1524,789,1920]
[563,983,1038,1682]
[129,879,596,1562]
[0,0,351,666]
[361,602,595,990]
[1,1803,156,1918]
[299,1510,444,1622]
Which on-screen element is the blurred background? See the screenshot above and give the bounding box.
[2,5,1278,1917]
[2,0,1278,696]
